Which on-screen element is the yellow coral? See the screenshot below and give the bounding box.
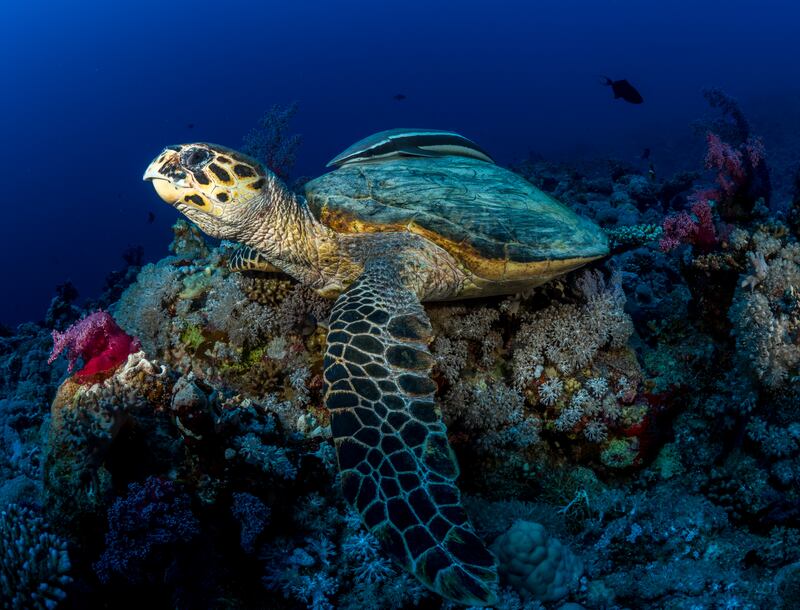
[564,377,581,394]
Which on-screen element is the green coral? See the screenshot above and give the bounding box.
[601,437,638,469]
[606,223,662,250]
[180,324,207,352]
[218,346,268,376]
[179,269,216,300]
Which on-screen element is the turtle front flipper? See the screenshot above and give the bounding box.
[324,259,498,606]
[228,245,281,273]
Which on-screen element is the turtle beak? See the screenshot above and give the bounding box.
[144,149,182,205]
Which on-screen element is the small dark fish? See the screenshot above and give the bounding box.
[604,77,644,104]
[186,123,195,129]
[147,211,156,224]
[393,93,407,101]
[641,147,651,160]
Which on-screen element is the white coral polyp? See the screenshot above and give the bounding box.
[491,520,583,602]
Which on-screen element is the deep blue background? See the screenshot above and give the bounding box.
[1,0,798,325]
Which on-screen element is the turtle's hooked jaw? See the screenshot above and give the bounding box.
[144,147,201,207]
[144,174,183,205]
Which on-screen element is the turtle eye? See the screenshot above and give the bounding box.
[182,148,212,169]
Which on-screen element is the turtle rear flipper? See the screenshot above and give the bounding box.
[325,258,498,606]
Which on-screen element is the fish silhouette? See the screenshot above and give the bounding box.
[604,77,644,104]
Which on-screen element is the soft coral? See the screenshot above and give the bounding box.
[48,310,140,382]
[660,195,718,253]
[704,131,769,221]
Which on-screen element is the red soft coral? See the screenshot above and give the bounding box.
[48,311,141,382]
[688,193,718,249]
[659,194,718,253]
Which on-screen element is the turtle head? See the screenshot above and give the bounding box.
[144,143,267,239]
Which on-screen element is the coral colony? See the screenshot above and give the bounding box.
[48,311,141,383]
[2,93,800,609]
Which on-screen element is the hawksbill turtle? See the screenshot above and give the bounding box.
[143,128,608,605]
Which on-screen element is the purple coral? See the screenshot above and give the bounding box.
[705,132,746,197]
[94,477,200,583]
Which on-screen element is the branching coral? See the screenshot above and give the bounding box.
[0,504,72,609]
[241,102,302,181]
[430,304,502,371]
[689,89,771,222]
[696,87,751,144]
[0,398,44,483]
[233,432,298,480]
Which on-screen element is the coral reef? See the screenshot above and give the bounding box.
[730,232,800,389]
[3,92,800,609]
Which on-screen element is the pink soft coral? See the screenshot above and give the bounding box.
[705,131,766,199]
[705,132,745,197]
[660,195,718,253]
[48,311,141,382]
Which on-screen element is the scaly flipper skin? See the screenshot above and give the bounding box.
[229,245,281,273]
[324,258,498,606]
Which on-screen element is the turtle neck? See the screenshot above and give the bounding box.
[236,173,340,288]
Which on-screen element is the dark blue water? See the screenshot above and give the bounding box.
[1,0,797,325]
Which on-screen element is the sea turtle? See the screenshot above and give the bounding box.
[143,129,608,605]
